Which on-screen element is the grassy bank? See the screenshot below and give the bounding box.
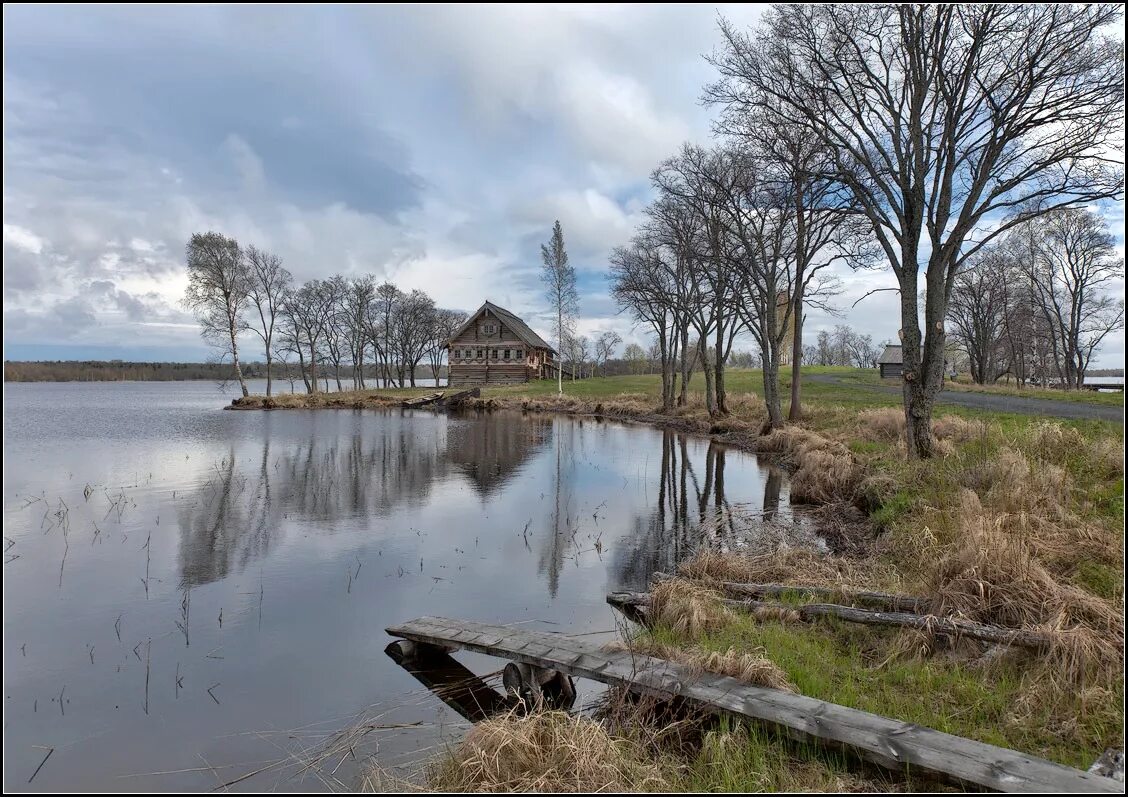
[246,370,1122,790]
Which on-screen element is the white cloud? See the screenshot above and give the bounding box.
[3,223,44,254]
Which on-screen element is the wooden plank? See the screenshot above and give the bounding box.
[386,616,1118,794]
[402,392,444,408]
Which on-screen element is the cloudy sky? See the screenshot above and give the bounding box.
[3,5,1124,366]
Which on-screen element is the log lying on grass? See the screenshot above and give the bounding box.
[608,591,1053,651]
[651,572,930,614]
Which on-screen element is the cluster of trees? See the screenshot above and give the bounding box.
[614,5,1122,457]
[559,330,623,379]
[184,232,466,397]
[805,326,884,370]
[947,208,1123,389]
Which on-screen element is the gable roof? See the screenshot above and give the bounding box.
[447,301,555,353]
[877,344,902,365]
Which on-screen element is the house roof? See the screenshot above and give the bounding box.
[877,344,902,365]
[447,301,555,353]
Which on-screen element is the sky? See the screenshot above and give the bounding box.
[2,4,1125,367]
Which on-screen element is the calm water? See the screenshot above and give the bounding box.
[3,381,805,791]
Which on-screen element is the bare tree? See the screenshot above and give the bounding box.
[343,276,376,389]
[653,145,748,416]
[711,4,1124,456]
[707,79,869,420]
[242,245,291,397]
[282,280,334,394]
[593,331,622,377]
[541,220,578,394]
[610,236,682,409]
[393,290,436,387]
[426,308,468,386]
[184,231,251,397]
[947,248,1010,384]
[623,342,648,375]
[1021,209,1125,389]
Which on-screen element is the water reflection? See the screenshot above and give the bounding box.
[5,383,808,792]
[175,414,797,599]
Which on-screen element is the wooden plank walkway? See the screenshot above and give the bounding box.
[386,616,1120,794]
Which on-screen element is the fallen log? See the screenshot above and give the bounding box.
[719,582,930,614]
[608,591,1051,651]
[652,572,930,614]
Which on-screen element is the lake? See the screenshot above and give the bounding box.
[2,380,809,791]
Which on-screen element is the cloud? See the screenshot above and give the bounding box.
[3,223,44,254]
[2,4,1122,369]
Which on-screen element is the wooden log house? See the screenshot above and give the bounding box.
[446,301,558,386]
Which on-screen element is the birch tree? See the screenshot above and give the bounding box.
[184,231,251,397]
[541,220,578,394]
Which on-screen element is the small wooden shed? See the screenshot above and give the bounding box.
[877,344,903,379]
[446,301,557,386]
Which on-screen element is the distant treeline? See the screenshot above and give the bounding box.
[3,360,446,383]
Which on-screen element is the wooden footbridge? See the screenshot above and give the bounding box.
[386,616,1121,793]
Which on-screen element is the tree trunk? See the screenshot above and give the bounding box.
[714,322,728,415]
[678,325,691,407]
[787,284,803,421]
[761,343,783,430]
[659,334,673,412]
[901,254,943,459]
[296,347,312,393]
[228,315,249,397]
[265,352,273,397]
[700,338,716,416]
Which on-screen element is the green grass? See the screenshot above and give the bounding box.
[647,616,1122,771]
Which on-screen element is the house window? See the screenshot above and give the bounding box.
[476,349,483,358]
[503,349,510,360]
[492,349,498,359]
[453,349,460,359]
[481,322,497,336]
[516,349,523,359]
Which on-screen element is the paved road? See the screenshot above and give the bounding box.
[808,374,1124,424]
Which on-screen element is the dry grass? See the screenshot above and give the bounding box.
[425,709,670,793]
[602,639,796,692]
[678,548,900,594]
[858,408,986,455]
[506,393,658,419]
[231,390,408,410]
[931,415,989,443]
[857,407,905,442]
[959,447,1071,519]
[647,579,733,639]
[927,490,1123,687]
[755,426,863,503]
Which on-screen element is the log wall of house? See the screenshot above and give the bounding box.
[447,309,550,386]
